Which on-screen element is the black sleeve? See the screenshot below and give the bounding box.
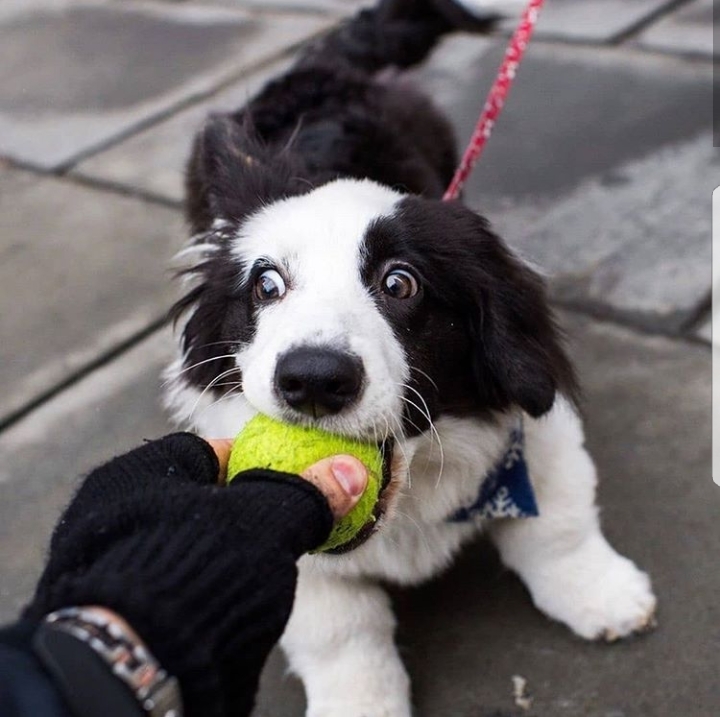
[19,434,334,717]
[0,622,72,717]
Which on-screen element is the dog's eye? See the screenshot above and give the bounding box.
[254,269,286,301]
[382,268,419,300]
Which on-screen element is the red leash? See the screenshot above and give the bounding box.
[443,0,546,201]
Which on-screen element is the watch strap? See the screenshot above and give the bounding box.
[33,608,182,717]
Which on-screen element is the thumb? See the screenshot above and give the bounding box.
[300,455,368,521]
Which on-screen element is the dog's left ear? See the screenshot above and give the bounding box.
[185,113,309,234]
[467,225,579,418]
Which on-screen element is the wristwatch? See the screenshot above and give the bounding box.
[33,606,183,717]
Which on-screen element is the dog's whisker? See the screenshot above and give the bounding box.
[387,413,412,490]
[409,366,440,394]
[292,175,317,192]
[393,509,431,550]
[169,354,238,381]
[194,385,244,420]
[396,387,444,488]
[393,400,426,437]
[189,340,238,351]
[189,367,243,420]
[281,117,304,154]
[402,384,434,425]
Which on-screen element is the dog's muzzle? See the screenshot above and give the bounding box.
[274,346,365,419]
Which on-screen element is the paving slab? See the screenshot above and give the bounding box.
[75,57,294,203]
[416,37,713,332]
[635,0,715,58]
[0,1,327,169]
[0,330,174,623]
[253,311,716,717]
[0,167,183,426]
[499,0,677,43]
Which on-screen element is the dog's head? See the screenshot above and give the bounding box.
[169,116,577,527]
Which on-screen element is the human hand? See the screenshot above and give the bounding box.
[207,437,368,520]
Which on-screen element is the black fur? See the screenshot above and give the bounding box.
[172,0,578,423]
[362,197,578,432]
[183,0,474,239]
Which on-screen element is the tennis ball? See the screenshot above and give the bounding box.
[227,414,383,552]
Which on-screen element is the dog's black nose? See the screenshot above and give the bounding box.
[274,347,365,418]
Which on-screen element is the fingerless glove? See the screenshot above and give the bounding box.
[23,433,334,717]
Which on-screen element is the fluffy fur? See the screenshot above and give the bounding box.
[166,2,656,714]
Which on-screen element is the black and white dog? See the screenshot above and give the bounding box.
[166,1,656,713]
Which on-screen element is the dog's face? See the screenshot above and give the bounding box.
[229,179,409,441]
[169,118,576,526]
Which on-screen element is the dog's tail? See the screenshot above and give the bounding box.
[295,0,500,75]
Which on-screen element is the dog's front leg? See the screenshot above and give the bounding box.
[281,562,412,717]
[489,397,657,641]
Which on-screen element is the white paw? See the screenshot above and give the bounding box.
[527,542,657,641]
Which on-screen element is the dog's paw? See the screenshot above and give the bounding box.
[528,542,657,641]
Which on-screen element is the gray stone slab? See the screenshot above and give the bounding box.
[253,312,716,717]
[416,37,713,332]
[635,0,714,58]
[500,0,677,43]
[0,1,328,169]
[0,330,173,623]
[74,57,294,203]
[0,168,183,426]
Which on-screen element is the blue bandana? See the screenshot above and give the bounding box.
[447,425,539,523]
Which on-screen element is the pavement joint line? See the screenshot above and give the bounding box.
[508,32,714,65]
[487,26,715,64]
[47,25,335,174]
[618,43,717,62]
[0,317,171,436]
[554,297,713,347]
[678,290,712,334]
[560,304,714,352]
[0,157,184,211]
[609,0,695,45]
[64,171,184,212]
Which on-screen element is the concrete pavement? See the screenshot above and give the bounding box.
[0,1,715,715]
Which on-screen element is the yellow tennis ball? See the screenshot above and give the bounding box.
[227,414,383,552]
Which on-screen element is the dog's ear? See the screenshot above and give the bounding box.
[185,113,308,234]
[466,221,579,418]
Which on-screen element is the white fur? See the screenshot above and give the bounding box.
[167,180,656,716]
[232,179,408,442]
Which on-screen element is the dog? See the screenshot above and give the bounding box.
[165,1,657,714]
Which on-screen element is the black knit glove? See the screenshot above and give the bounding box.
[23,433,334,717]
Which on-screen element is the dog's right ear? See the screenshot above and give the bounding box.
[185,113,308,234]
